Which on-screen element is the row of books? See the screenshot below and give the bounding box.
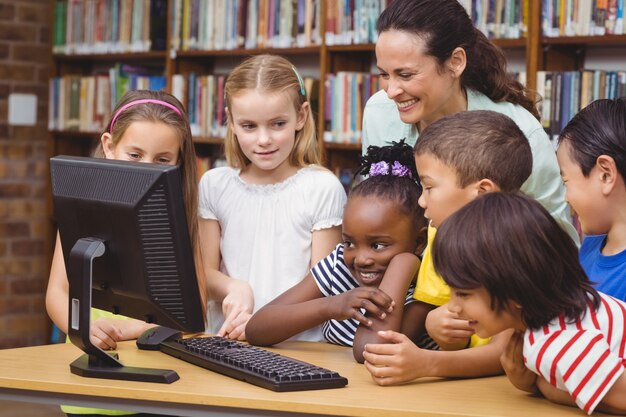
[323,72,380,144]
[171,72,319,138]
[53,0,168,55]
[536,69,626,142]
[542,0,626,37]
[171,0,323,51]
[48,64,167,132]
[324,0,391,45]
[458,0,529,39]
[196,155,228,178]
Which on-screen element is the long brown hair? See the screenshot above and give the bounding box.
[95,89,207,316]
[377,0,540,120]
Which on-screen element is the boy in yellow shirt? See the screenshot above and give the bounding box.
[363,110,533,384]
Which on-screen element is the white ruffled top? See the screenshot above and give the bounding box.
[199,165,347,341]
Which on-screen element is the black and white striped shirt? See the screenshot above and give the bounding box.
[311,244,416,347]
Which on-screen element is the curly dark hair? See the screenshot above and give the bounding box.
[352,140,427,252]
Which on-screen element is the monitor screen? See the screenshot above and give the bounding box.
[50,155,205,382]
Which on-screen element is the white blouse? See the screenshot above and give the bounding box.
[199,165,347,341]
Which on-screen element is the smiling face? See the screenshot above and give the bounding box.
[448,287,524,338]
[415,153,479,228]
[375,29,466,128]
[228,89,307,183]
[341,195,419,287]
[101,120,180,165]
[556,140,609,236]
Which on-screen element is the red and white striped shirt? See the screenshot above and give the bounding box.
[524,292,626,414]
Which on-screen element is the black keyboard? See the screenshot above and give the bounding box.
[159,336,348,392]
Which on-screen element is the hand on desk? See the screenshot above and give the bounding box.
[425,304,474,350]
[90,318,124,350]
[90,318,156,350]
[362,330,426,385]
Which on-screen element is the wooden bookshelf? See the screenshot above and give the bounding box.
[51,0,626,172]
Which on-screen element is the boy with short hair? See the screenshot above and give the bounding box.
[557,98,626,300]
[362,110,532,384]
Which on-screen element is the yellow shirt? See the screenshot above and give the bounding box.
[62,308,135,416]
[414,225,490,348]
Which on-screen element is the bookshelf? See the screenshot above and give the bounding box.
[527,0,626,143]
[50,0,626,173]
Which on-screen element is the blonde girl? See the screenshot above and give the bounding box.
[199,54,347,341]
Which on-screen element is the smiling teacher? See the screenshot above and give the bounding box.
[362,0,577,242]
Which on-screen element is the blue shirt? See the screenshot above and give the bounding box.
[580,234,626,301]
[311,244,416,347]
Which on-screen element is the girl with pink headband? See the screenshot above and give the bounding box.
[46,90,204,417]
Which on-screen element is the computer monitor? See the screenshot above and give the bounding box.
[50,155,205,383]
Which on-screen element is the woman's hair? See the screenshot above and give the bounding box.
[93,90,205,312]
[353,140,427,252]
[415,110,532,192]
[223,54,321,168]
[432,192,599,330]
[377,0,540,120]
[558,97,626,179]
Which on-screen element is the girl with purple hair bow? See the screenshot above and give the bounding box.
[247,140,428,363]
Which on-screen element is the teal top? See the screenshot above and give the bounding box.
[362,89,579,244]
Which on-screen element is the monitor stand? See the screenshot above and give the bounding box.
[66,237,179,383]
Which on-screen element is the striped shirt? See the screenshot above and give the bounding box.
[311,244,416,347]
[524,292,626,414]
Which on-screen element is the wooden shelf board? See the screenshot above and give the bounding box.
[491,38,527,48]
[52,51,167,62]
[327,43,376,52]
[193,136,225,145]
[175,46,321,58]
[323,142,362,151]
[543,34,626,46]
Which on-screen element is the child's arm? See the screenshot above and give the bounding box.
[362,328,512,385]
[535,360,626,414]
[200,218,254,340]
[46,233,155,349]
[594,375,626,414]
[311,226,342,267]
[246,272,396,346]
[353,253,420,363]
[425,304,474,350]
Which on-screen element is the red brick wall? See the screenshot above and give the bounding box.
[0,0,53,348]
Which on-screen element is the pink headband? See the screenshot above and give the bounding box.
[109,99,183,133]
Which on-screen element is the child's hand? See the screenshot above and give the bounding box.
[500,330,537,393]
[90,318,123,350]
[218,279,254,340]
[425,304,474,349]
[362,330,425,385]
[328,287,394,326]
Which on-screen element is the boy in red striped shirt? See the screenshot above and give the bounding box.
[432,192,626,415]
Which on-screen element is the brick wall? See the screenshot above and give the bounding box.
[0,0,53,348]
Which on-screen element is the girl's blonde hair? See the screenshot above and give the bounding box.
[223,54,321,168]
[94,90,207,315]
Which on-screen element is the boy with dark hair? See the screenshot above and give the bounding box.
[557,98,626,300]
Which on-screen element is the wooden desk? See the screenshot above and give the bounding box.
[0,340,606,417]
